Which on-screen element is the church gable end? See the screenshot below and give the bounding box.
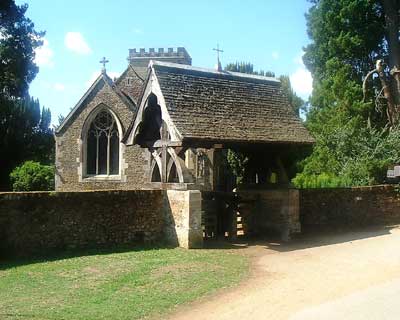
[55,72,148,191]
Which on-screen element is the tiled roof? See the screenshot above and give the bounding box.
[115,65,147,104]
[152,61,314,144]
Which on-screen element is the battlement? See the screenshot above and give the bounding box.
[128,47,192,67]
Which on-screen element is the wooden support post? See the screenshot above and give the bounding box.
[276,156,289,184]
[161,144,167,183]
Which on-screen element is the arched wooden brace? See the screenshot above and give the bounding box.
[166,147,184,183]
[150,146,196,184]
[150,149,163,182]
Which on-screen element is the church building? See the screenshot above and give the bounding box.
[54,47,313,192]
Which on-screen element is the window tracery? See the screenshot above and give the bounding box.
[86,110,120,175]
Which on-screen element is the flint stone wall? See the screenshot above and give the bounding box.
[0,189,201,257]
[300,185,400,232]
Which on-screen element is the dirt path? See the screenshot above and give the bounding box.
[167,226,400,320]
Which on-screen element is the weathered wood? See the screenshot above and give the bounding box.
[146,140,182,148]
[161,144,167,183]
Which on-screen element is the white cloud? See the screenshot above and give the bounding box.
[64,32,92,55]
[290,51,313,99]
[290,68,313,98]
[271,51,280,60]
[34,38,54,67]
[54,83,65,91]
[86,71,121,88]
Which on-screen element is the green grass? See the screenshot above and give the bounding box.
[0,247,248,320]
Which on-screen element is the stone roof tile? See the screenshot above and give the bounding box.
[152,62,314,144]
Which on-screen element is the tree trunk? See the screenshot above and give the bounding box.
[376,60,397,125]
[382,0,400,106]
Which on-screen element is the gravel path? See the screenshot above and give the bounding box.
[168,226,400,320]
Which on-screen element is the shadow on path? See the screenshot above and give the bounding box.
[205,225,398,253]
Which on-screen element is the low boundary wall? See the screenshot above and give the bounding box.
[300,185,400,232]
[2,185,399,257]
[0,189,202,257]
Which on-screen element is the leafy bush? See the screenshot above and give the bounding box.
[10,161,54,191]
[293,111,400,188]
[292,173,350,189]
[227,149,249,185]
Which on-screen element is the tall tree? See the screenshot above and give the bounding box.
[363,0,400,125]
[0,1,43,97]
[294,0,400,187]
[0,1,51,190]
[304,0,400,126]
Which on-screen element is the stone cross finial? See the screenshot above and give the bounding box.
[99,57,109,73]
[213,44,223,71]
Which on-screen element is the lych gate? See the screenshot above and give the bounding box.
[122,61,313,245]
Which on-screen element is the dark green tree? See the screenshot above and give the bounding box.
[0,1,52,190]
[294,0,400,187]
[0,1,43,97]
[304,0,400,125]
[225,62,275,77]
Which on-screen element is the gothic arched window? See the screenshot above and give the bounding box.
[86,110,120,175]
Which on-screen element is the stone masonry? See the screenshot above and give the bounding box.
[55,79,149,191]
[300,185,400,232]
[0,189,203,257]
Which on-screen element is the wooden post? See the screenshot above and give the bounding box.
[161,144,167,183]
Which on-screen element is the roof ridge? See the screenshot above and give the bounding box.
[150,60,280,83]
[129,64,145,82]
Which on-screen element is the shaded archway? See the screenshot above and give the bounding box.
[135,93,162,146]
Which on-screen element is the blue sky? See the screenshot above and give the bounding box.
[19,0,313,124]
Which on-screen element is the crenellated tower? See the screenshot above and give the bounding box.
[128,47,192,67]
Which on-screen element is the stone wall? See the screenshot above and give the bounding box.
[164,190,203,248]
[55,79,149,192]
[239,189,301,240]
[0,189,201,257]
[300,185,400,232]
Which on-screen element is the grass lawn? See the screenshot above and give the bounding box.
[0,247,248,320]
